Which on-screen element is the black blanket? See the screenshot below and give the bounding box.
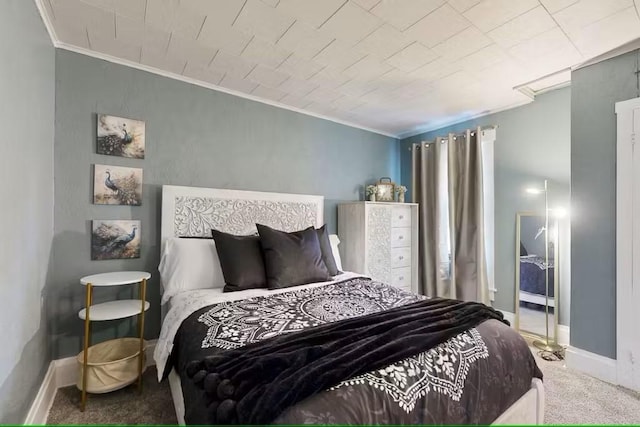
[186,297,508,424]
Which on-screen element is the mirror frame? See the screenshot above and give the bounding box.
[514,211,560,341]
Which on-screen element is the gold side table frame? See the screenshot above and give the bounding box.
[79,272,149,411]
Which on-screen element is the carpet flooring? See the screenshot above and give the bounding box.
[47,352,640,424]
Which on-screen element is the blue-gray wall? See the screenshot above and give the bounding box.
[399,88,571,324]
[0,0,55,423]
[571,49,640,359]
[51,49,399,359]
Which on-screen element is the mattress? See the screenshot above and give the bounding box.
[155,275,542,424]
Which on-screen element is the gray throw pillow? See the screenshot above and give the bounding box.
[316,225,341,276]
[211,229,267,292]
[256,224,331,289]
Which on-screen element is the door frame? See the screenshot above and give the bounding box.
[615,96,640,391]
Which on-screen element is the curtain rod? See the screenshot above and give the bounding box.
[408,125,497,150]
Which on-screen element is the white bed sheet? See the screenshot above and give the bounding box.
[153,272,365,380]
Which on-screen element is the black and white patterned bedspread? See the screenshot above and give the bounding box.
[169,278,541,424]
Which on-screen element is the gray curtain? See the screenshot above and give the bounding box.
[412,127,488,303]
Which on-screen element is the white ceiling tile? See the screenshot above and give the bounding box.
[278,76,318,96]
[488,6,557,48]
[305,101,338,116]
[539,0,579,14]
[463,0,539,32]
[431,26,492,60]
[432,70,476,91]
[453,44,510,72]
[277,55,324,80]
[331,95,367,110]
[552,0,633,35]
[219,74,260,93]
[141,47,187,75]
[447,0,481,13]
[280,94,313,109]
[144,0,178,31]
[198,21,253,55]
[145,0,207,39]
[343,56,393,80]
[87,32,141,62]
[337,78,379,97]
[52,0,115,39]
[183,63,225,85]
[306,87,343,103]
[306,66,351,88]
[116,15,171,52]
[312,40,367,70]
[352,0,382,11]
[385,42,438,72]
[166,34,217,66]
[53,20,91,48]
[276,0,347,28]
[241,37,291,68]
[409,57,461,80]
[568,6,640,57]
[251,84,287,101]
[355,24,412,60]
[320,2,381,44]
[234,0,295,43]
[508,27,577,61]
[247,64,290,87]
[406,4,470,48]
[370,0,446,30]
[276,21,334,60]
[182,0,245,27]
[112,0,145,21]
[378,68,416,89]
[210,50,256,78]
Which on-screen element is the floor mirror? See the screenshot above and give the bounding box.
[515,211,561,350]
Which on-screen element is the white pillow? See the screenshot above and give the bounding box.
[158,237,225,305]
[329,234,343,272]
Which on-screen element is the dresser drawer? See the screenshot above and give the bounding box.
[390,227,411,248]
[391,266,412,290]
[391,206,412,227]
[391,247,412,268]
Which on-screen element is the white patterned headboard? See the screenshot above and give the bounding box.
[160,185,324,245]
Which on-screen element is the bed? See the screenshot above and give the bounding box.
[155,185,544,425]
[519,254,555,308]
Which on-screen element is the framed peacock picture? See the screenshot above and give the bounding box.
[97,114,145,159]
[91,220,141,260]
[93,164,143,206]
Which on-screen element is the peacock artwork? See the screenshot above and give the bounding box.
[97,114,145,159]
[92,220,141,260]
[93,164,143,206]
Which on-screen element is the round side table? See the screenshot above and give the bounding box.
[78,271,151,411]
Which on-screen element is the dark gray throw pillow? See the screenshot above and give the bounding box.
[316,225,341,276]
[211,229,267,292]
[256,224,331,289]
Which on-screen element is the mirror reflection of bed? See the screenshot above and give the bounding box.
[517,213,557,340]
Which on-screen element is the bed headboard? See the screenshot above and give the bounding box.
[160,185,324,246]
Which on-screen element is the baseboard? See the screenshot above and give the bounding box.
[24,339,157,424]
[23,361,57,425]
[565,346,617,385]
[557,325,570,346]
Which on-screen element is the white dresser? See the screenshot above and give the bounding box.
[338,202,419,294]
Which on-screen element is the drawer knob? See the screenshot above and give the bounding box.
[399,276,404,281]
[398,235,404,240]
[399,215,404,220]
[399,255,404,260]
